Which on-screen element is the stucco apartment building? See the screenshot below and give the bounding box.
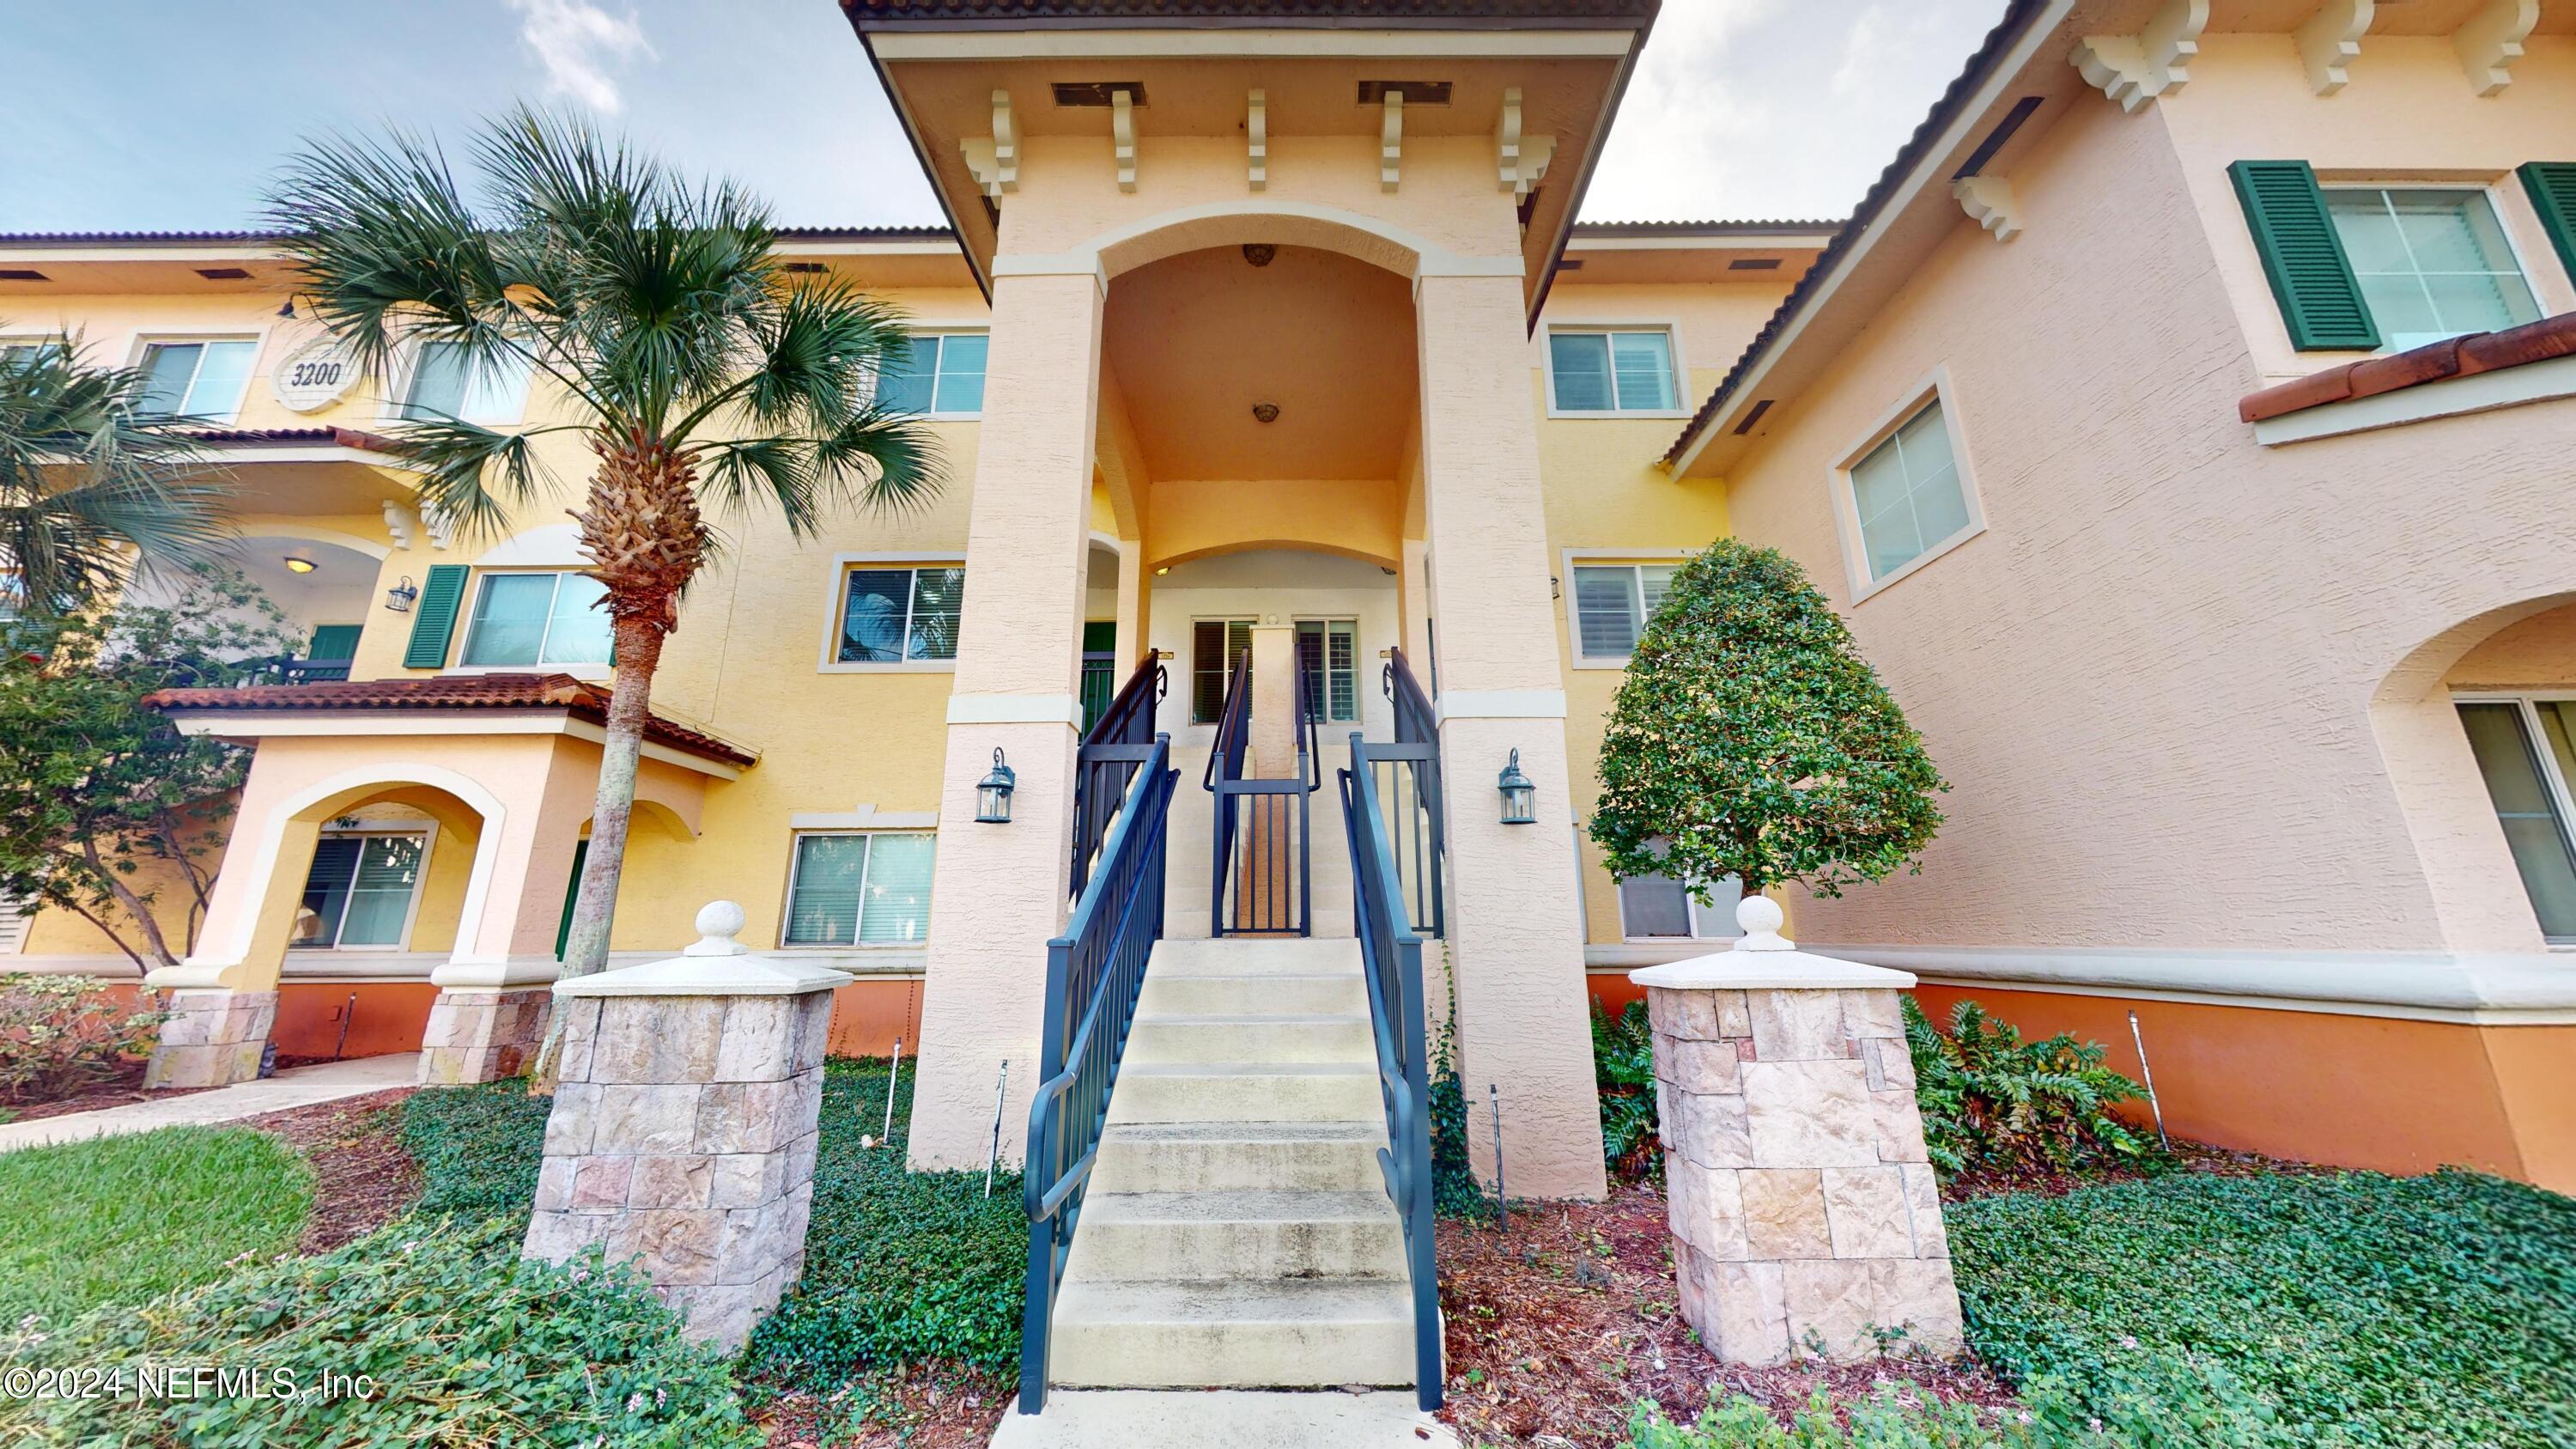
[3,0,2572,1196]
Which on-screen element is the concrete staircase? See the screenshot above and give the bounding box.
[1040,935,1416,1394]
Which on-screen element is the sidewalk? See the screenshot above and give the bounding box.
[0,1054,421,1154]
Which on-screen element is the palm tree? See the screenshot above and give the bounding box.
[264,109,944,998]
[0,337,232,618]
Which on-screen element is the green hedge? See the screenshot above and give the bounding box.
[399,1075,555,1223]
[1949,1169,2576,1446]
[741,1057,1029,1382]
[0,1125,310,1328]
[4,1215,758,1448]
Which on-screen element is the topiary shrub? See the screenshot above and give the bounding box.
[3,1214,762,1448]
[1903,998,2148,1177]
[0,975,161,1104]
[399,1076,554,1222]
[1591,999,1660,1183]
[1590,539,1946,906]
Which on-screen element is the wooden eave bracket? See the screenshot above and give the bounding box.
[1381,91,1403,192]
[1113,89,1138,192]
[1494,88,1557,198]
[2069,0,2208,111]
[1248,89,1267,192]
[2456,0,2537,95]
[2296,0,2372,94]
[1952,175,2020,241]
[381,500,416,551]
[961,89,1018,198]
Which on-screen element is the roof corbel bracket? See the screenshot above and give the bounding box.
[1381,91,1403,192]
[1248,89,1267,192]
[961,89,1018,199]
[1112,89,1138,192]
[2296,0,2373,95]
[2069,0,2208,112]
[381,500,416,551]
[2455,0,2537,96]
[1951,175,2021,242]
[422,504,453,551]
[1494,87,1557,198]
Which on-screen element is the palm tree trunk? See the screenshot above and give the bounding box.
[557,615,665,981]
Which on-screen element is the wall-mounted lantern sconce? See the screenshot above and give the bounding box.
[1498,748,1536,825]
[384,576,419,613]
[975,746,1017,824]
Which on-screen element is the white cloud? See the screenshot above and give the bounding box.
[507,0,653,113]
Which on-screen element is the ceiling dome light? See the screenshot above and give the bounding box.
[1251,402,1280,423]
[283,554,318,574]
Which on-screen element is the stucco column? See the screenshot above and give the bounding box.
[421,739,594,1083]
[1114,537,1149,678]
[909,267,1104,1169]
[1413,272,1607,1198]
[1398,538,1433,674]
[143,749,316,1087]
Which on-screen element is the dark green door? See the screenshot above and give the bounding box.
[554,838,591,960]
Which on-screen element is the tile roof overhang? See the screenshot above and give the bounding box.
[844,1,1656,27]
[2237,313,2576,424]
[145,673,758,770]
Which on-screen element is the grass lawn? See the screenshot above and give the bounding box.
[0,1125,312,1328]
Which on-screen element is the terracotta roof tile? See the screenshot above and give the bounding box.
[2238,312,2576,424]
[184,425,402,453]
[845,0,1655,22]
[144,673,757,768]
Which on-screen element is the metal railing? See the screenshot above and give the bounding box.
[1205,650,1321,935]
[1070,653,1165,898]
[1338,733,1443,1411]
[1362,647,1445,937]
[1019,733,1178,1416]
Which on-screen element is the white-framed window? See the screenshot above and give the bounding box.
[459,570,613,668]
[1295,618,1359,723]
[1833,376,1984,600]
[2457,695,2576,944]
[1545,326,1681,415]
[2325,186,2543,352]
[823,562,964,669]
[0,337,64,367]
[1615,843,1745,941]
[399,341,536,425]
[291,828,432,950]
[877,332,987,418]
[1192,617,1255,724]
[1569,561,1679,663]
[782,831,937,947]
[136,337,259,421]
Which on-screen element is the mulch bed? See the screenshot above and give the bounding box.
[2,1061,218,1123]
[756,1365,1015,1449]
[241,1087,424,1252]
[1435,1187,2016,1449]
[1938,1139,2322,1202]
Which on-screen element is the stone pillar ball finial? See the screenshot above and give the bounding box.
[1734,894,1792,951]
[686,900,751,957]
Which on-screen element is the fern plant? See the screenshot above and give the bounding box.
[1591,1000,1662,1182]
[1904,997,2152,1176]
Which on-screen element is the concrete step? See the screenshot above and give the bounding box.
[1066,1190,1406,1282]
[989,1390,1455,1449]
[1105,1062,1381,1124]
[1126,1013,1374,1067]
[1148,937,1361,977]
[1136,971,1364,1018]
[1047,1277,1419,1389]
[1089,1122,1387,1194]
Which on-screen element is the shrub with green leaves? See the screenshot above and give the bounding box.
[2,1215,761,1448]
[1591,539,1945,900]
[742,1057,1029,1381]
[1592,999,1660,1182]
[1904,998,2148,1176]
[1948,1169,2576,1446]
[400,1074,555,1221]
[0,974,161,1103]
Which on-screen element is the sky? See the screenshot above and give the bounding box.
[1,0,2006,231]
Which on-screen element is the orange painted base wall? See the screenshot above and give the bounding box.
[1586,972,2576,1196]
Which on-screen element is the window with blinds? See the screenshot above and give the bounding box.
[783,832,937,947]
[835,565,965,663]
[1571,563,1677,660]
[1615,839,1745,941]
[1546,329,1680,413]
[2458,699,2576,942]
[1295,619,1359,722]
[292,832,428,949]
[1192,618,1254,724]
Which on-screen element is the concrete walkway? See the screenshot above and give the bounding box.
[0,1053,421,1154]
[989,1391,1455,1449]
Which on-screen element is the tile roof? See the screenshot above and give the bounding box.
[2237,312,2576,424]
[0,226,959,247]
[145,673,758,768]
[1570,219,1842,237]
[184,425,402,453]
[844,0,1656,22]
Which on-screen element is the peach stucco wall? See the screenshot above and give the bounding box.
[1717,58,2576,960]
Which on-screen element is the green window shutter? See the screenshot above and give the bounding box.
[402,564,471,670]
[2518,162,2576,286]
[306,624,361,661]
[2228,160,2380,351]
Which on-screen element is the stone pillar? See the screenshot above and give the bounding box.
[419,989,553,1084]
[143,989,277,1088]
[524,902,846,1351]
[1631,898,1963,1366]
[910,265,1103,1169]
[1414,271,1606,1198]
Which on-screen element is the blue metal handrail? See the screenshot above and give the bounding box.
[1338,734,1443,1411]
[1368,647,1446,937]
[1020,733,1177,1415]
[1070,653,1165,898]
[1205,649,1319,935]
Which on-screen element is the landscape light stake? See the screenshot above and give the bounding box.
[332,991,357,1061]
[984,1059,1009,1198]
[2127,1010,2171,1152]
[1489,1082,1508,1233]
[882,1035,903,1148]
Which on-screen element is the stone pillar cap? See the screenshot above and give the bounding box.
[1627,893,1917,991]
[553,900,857,999]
